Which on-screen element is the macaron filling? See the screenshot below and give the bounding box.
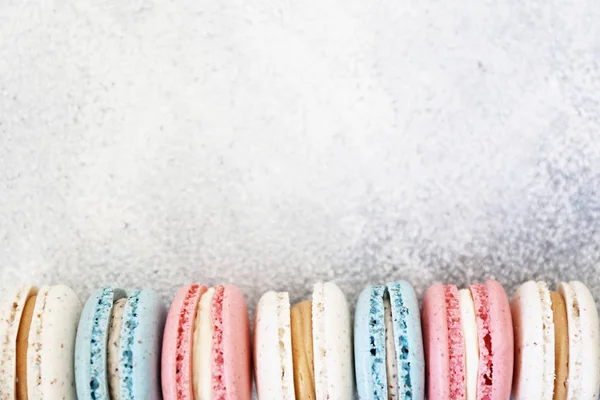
[193,287,215,399]
[550,291,568,400]
[291,300,315,399]
[108,298,127,400]
[559,282,582,399]
[119,290,141,400]
[210,285,226,398]
[459,289,478,400]
[16,292,38,398]
[445,285,466,399]
[470,283,493,399]
[384,293,399,399]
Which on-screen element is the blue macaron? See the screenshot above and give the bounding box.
[354,281,425,400]
[75,287,166,400]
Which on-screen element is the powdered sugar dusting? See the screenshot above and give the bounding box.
[470,283,493,400]
[211,285,226,399]
[445,285,466,399]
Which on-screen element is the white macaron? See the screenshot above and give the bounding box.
[253,282,353,400]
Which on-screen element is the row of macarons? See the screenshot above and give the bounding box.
[0,279,598,400]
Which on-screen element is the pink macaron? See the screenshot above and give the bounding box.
[161,284,252,400]
[422,280,513,400]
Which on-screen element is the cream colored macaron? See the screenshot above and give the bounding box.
[254,282,353,400]
[0,284,82,400]
[512,280,600,400]
[558,281,600,399]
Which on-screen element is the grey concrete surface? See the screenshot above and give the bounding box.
[1,0,600,315]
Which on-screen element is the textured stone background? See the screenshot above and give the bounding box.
[1,0,600,317]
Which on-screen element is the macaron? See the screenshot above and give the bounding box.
[354,281,425,399]
[0,284,82,400]
[161,284,252,400]
[253,281,353,400]
[75,286,166,400]
[421,280,513,400]
[511,280,600,400]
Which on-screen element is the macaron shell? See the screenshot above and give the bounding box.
[27,285,82,400]
[0,285,38,399]
[483,280,514,400]
[26,286,51,400]
[470,283,494,399]
[559,281,600,400]
[119,289,166,400]
[445,285,465,400]
[354,285,388,400]
[421,284,450,400]
[312,282,353,400]
[217,284,252,400]
[75,287,127,400]
[161,284,207,400]
[388,281,425,400]
[254,291,295,400]
[511,281,554,400]
[572,281,600,399]
[424,284,466,399]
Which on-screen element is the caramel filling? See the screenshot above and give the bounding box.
[16,294,37,399]
[291,300,315,400]
[551,291,568,400]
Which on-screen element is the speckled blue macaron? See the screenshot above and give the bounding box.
[119,289,166,400]
[75,287,166,400]
[355,285,388,399]
[354,281,425,400]
[75,286,127,400]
